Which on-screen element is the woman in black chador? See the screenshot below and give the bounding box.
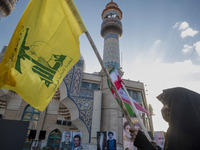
[130,87,200,150]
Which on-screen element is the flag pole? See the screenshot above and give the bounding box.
[85,31,133,127]
[121,83,151,141]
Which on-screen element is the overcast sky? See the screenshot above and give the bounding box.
[1,0,200,131]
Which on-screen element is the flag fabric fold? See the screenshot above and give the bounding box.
[0,0,87,111]
[108,69,150,115]
[110,69,123,90]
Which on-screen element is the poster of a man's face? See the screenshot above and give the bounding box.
[60,132,72,150]
[72,132,82,150]
[107,131,116,150]
[97,132,107,150]
[154,131,165,148]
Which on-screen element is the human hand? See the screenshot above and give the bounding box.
[150,140,162,150]
[129,126,139,140]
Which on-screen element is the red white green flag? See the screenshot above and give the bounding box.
[108,69,150,116]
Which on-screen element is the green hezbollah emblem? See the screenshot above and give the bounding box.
[15,28,66,87]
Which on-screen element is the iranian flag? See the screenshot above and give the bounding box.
[108,69,150,115]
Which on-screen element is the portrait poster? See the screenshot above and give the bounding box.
[107,131,117,150]
[154,131,165,149]
[123,118,141,150]
[97,131,107,150]
[72,132,82,150]
[60,131,73,150]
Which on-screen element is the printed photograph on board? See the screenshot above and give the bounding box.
[60,131,72,150]
[107,131,116,150]
[97,131,107,150]
[154,131,165,149]
[72,132,82,150]
[123,118,141,150]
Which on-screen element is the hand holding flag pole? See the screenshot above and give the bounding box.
[109,68,151,141]
[121,83,151,141]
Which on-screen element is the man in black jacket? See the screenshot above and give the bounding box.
[107,131,116,150]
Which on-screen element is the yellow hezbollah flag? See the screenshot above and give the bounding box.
[0,0,87,111]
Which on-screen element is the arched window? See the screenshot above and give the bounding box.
[21,105,41,150]
[47,129,62,150]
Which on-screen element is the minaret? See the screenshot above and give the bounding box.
[100,1,124,148]
[101,0,123,70]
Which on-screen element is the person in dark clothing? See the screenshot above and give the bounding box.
[107,131,116,150]
[130,87,200,150]
[131,129,161,150]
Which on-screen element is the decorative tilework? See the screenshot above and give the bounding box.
[71,96,93,133]
[63,59,94,142]
[70,68,82,96]
[103,33,120,69]
[63,68,73,93]
[80,89,94,99]
[67,95,94,141]
[0,46,7,62]
[76,60,84,68]
[104,33,118,40]
[63,59,84,96]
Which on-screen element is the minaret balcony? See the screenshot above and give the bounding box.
[101,17,123,37]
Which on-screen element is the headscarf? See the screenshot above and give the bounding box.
[157,87,200,150]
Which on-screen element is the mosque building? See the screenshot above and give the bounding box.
[0,1,154,149]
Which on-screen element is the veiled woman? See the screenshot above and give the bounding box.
[130,87,200,150]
